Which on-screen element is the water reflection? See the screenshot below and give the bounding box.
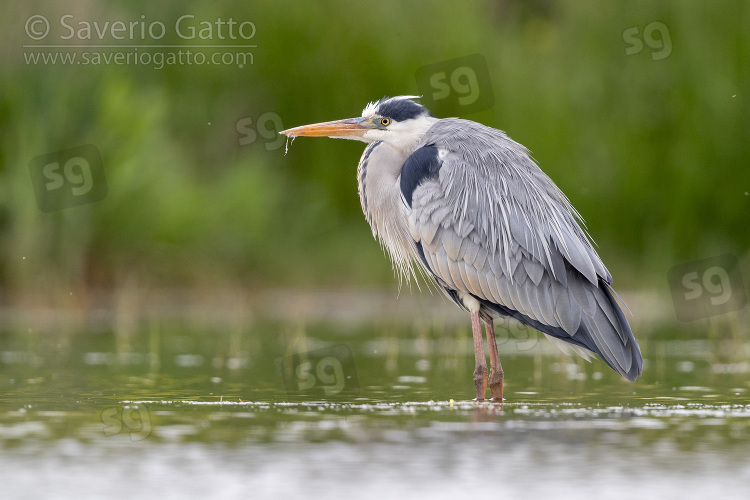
[1,322,749,498]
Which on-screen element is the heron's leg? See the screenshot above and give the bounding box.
[484,320,504,401]
[471,311,487,400]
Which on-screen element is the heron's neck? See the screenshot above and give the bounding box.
[357,141,419,283]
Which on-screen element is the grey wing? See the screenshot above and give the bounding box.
[403,119,642,381]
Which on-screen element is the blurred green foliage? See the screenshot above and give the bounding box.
[1,0,748,302]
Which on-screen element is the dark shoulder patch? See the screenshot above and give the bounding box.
[377,98,431,121]
[400,146,442,207]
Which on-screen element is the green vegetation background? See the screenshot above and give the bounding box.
[2,0,748,303]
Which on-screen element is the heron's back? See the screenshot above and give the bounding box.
[402,119,642,381]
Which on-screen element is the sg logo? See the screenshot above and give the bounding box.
[280,344,359,398]
[101,405,152,441]
[28,144,107,212]
[416,54,494,117]
[623,21,672,61]
[236,111,286,151]
[494,318,539,352]
[668,254,747,322]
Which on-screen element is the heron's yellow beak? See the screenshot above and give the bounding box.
[280,117,371,139]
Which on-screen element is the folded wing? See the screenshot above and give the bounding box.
[402,119,642,381]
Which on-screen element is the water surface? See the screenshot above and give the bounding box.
[1,319,748,498]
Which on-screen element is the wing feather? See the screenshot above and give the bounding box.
[462,262,483,296]
[522,257,545,286]
[446,255,466,290]
[404,119,641,380]
[533,277,559,327]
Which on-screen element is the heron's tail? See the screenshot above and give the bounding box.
[575,282,642,381]
[477,276,642,382]
[532,278,642,382]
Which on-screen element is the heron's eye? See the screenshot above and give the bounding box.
[380,118,391,127]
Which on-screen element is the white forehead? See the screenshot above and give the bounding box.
[362,95,422,118]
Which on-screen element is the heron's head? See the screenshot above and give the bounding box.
[280,96,438,152]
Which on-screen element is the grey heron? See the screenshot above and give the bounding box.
[281,95,642,401]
